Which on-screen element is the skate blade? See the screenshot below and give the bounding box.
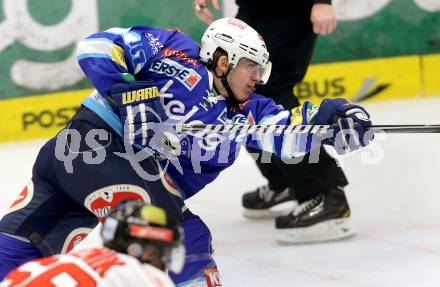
[243,201,298,219]
[275,217,356,244]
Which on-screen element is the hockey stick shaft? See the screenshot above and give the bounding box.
[175,124,440,134]
[367,125,440,133]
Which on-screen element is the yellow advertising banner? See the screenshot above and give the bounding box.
[421,54,440,97]
[0,89,92,143]
[295,55,423,105]
[0,53,438,143]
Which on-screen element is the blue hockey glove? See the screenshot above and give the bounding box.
[109,81,167,150]
[314,98,373,154]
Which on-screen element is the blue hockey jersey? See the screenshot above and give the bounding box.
[76,26,317,198]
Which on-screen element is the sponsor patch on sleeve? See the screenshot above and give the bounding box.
[204,268,221,287]
[149,58,201,91]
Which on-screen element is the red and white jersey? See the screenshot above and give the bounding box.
[0,247,175,287]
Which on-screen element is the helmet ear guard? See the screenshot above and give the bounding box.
[101,201,185,273]
[200,17,271,85]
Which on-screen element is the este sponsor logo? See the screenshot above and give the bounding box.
[162,48,199,67]
[122,86,159,105]
[22,106,79,130]
[149,58,201,91]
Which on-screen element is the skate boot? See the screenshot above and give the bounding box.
[242,184,298,219]
[275,187,355,243]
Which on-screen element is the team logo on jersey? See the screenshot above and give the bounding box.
[61,227,92,254]
[204,268,222,287]
[84,185,151,222]
[6,180,34,214]
[149,58,201,91]
[145,33,164,56]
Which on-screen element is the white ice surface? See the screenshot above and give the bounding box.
[1,97,440,286]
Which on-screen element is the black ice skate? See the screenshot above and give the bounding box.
[242,184,298,219]
[275,187,355,243]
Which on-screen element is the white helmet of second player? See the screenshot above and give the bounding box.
[200,17,272,84]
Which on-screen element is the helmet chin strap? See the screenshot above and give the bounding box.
[218,65,240,107]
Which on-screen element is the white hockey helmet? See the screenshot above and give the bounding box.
[200,17,272,84]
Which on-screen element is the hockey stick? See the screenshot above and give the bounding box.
[175,124,440,135]
[367,125,440,133]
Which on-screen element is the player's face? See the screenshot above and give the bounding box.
[227,58,262,102]
[139,245,166,270]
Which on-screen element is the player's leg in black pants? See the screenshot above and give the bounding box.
[242,87,348,218]
[237,2,356,243]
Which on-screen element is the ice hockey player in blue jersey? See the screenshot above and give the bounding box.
[0,18,373,286]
